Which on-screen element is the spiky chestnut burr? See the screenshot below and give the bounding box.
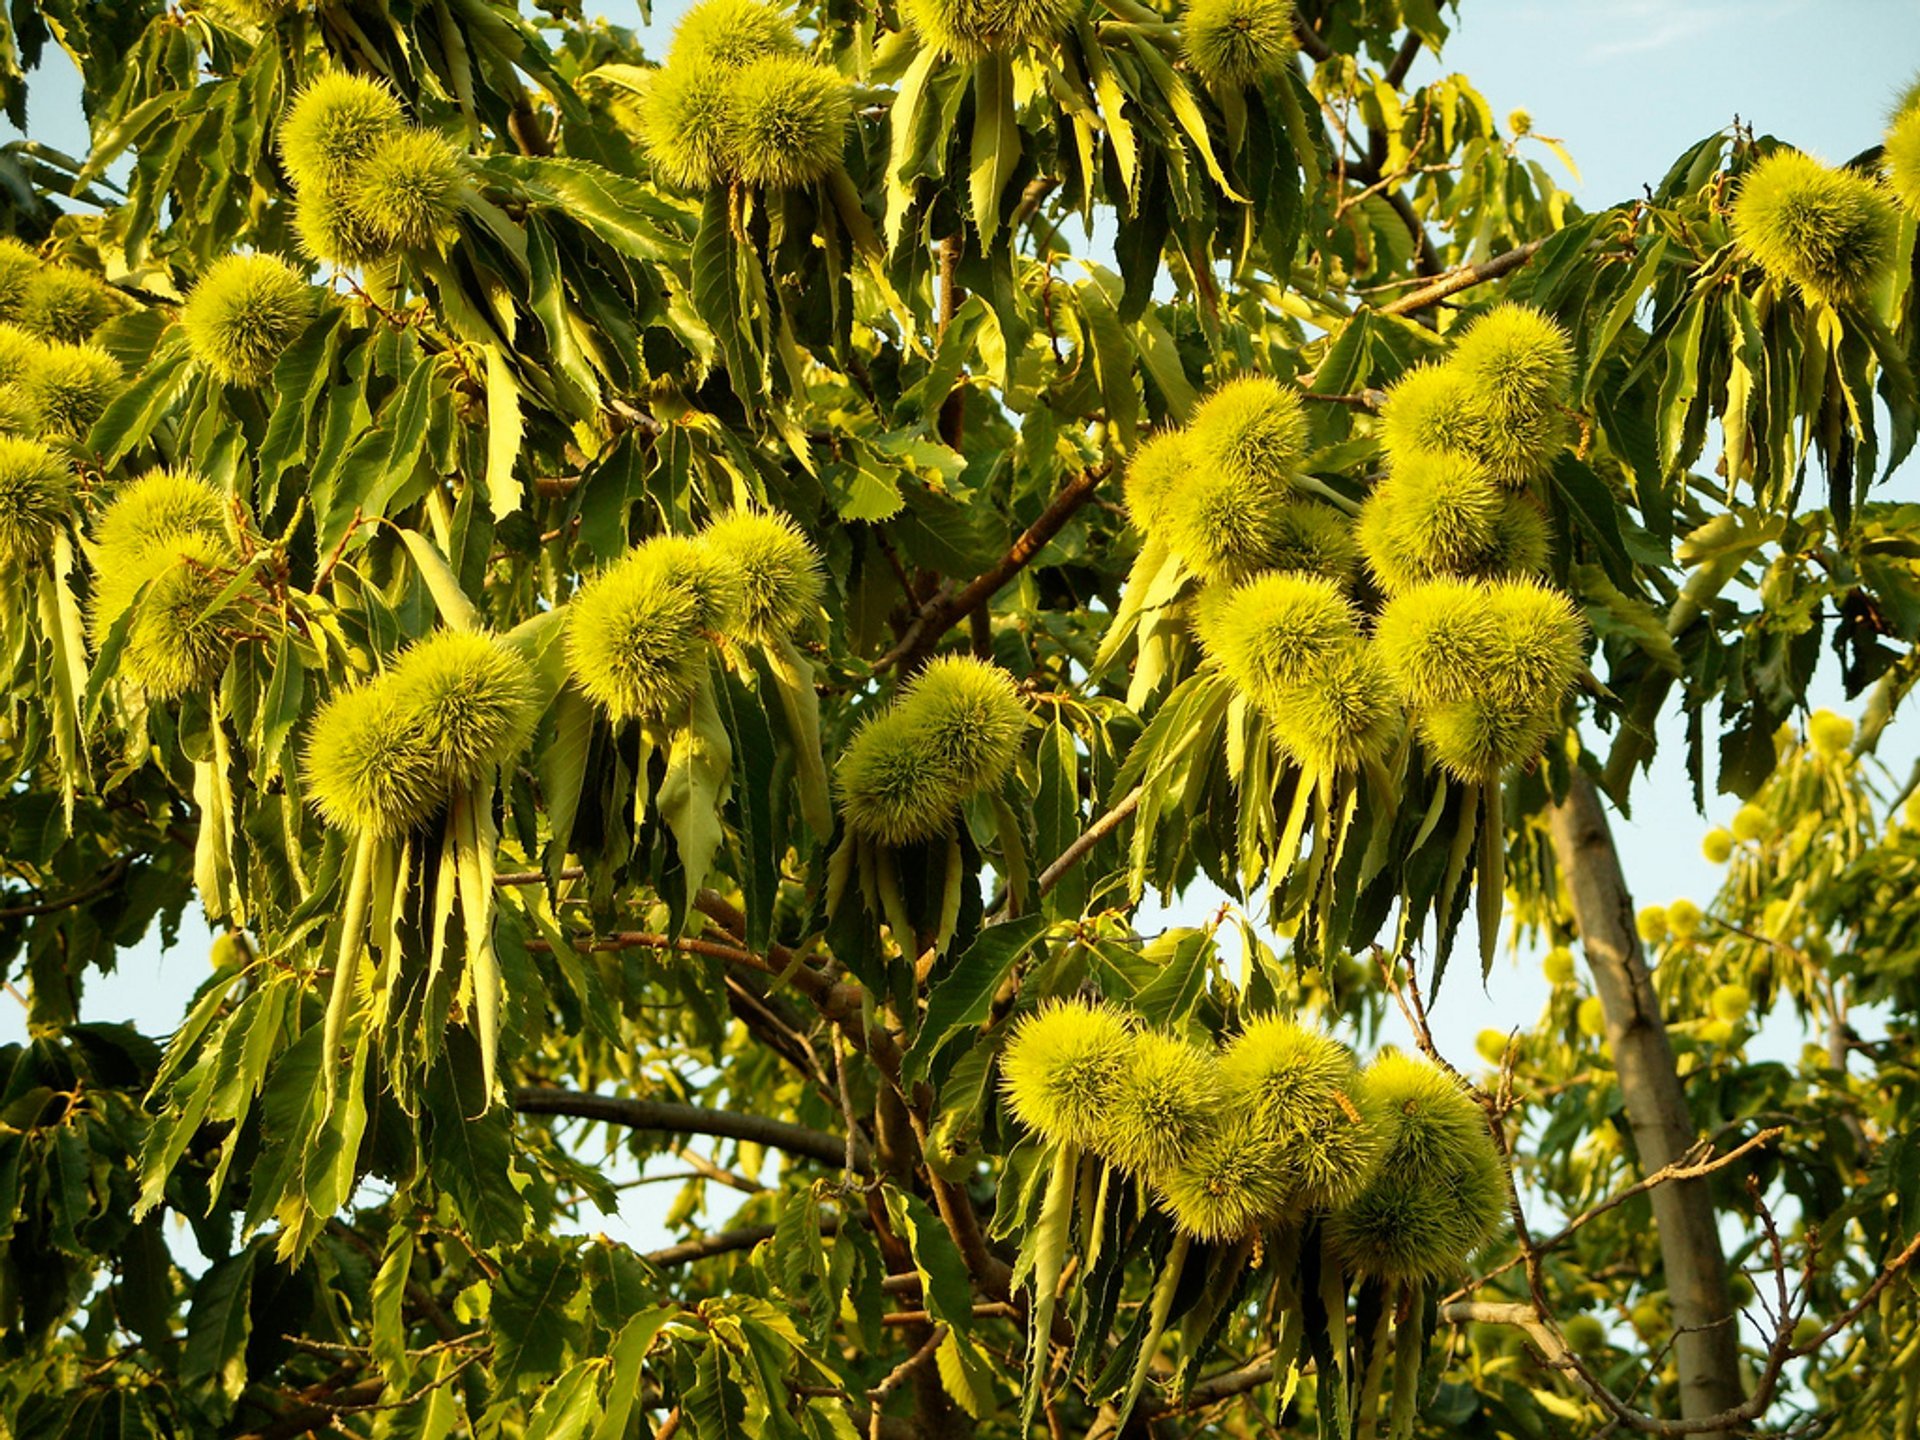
[181,254,317,386]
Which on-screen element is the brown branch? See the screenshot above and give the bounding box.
[1377,237,1547,316]
[873,463,1111,674]
[1022,785,1143,915]
[1798,1226,1920,1355]
[512,1088,870,1173]
[867,1324,948,1440]
[1384,30,1424,89]
[645,1224,779,1268]
[0,855,134,920]
[1300,389,1387,410]
[693,890,908,1082]
[527,929,765,966]
[881,1303,1017,1327]
[1291,13,1332,62]
[643,1213,873,1271]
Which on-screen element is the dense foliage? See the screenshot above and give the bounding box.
[1,0,1918,1435]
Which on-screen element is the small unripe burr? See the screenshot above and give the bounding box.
[1373,577,1500,707]
[181,254,318,386]
[1358,449,1503,593]
[1888,105,1920,217]
[1098,1031,1223,1177]
[638,61,736,190]
[0,385,39,437]
[895,654,1028,795]
[294,185,393,269]
[1188,373,1309,492]
[1709,983,1749,1024]
[1182,0,1299,90]
[120,532,245,698]
[1327,1051,1506,1282]
[1636,905,1669,945]
[1269,638,1402,772]
[1157,1111,1294,1242]
[1268,500,1360,583]
[0,238,39,320]
[19,268,118,344]
[727,57,851,190]
[564,548,709,723]
[1218,1016,1385,1212]
[1668,898,1703,940]
[836,707,962,845]
[24,342,120,439]
[279,72,404,191]
[92,468,228,560]
[1195,570,1358,712]
[1730,802,1771,843]
[1479,494,1551,580]
[0,323,46,388]
[387,631,540,788]
[1000,998,1134,1149]
[702,507,823,645]
[89,469,233,647]
[349,129,468,250]
[1481,576,1586,709]
[1730,149,1899,307]
[304,679,443,837]
[0,435,71,566]
[1416,690,1559,781]
[632,532,745,635]
[1378,362,1486,463]
[1577,995,1606,1038]
[1449,303,1575,485]
[1807,707,1854,757]
[1162,456,1291,581]
[667,0,800,69]
[901,0,1080,59]
[1121,428,1192,535]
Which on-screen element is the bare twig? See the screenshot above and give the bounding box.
[867,1325,948,1440]
[1448,1128,1787,1300]
[1033,786,1143,909]
[0,855,134,920]
[1377,238,1547,316]
[513,1089,870,1173]
[873,463,1111,674]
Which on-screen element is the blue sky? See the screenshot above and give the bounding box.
[3,1,1917,1253]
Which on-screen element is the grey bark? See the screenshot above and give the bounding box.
[1548,771,1745,1432]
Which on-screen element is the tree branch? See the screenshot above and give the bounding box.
[1384,30,1424,89]
[1377,237,1546,316]
[873,463,1111,674]
[1548,770,1744,1432]
[1449,1127,1786,1299]
[0,854,134,920]
[513,1089,871,1174]
[1291,13,1332,62]
[1034,786,1141,900]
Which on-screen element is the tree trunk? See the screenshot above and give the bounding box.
[1548,771,1744,1432]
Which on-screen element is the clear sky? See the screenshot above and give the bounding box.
[3,1,1916,1258]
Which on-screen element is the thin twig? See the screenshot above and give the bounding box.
[867,1325,948,1440]
[1377,238,1548,316]
[873,463,1111,674]
[512,1089,870,1173]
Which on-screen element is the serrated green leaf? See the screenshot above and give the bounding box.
[905,915,1047,1086]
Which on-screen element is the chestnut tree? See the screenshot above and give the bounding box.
[1,0,1918,1436]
